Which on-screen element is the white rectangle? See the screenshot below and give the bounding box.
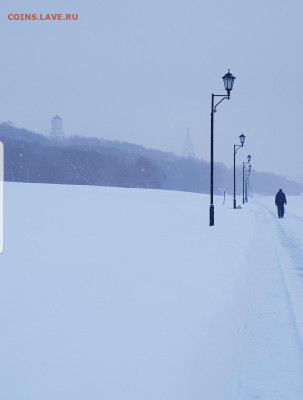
[0,142,3,253]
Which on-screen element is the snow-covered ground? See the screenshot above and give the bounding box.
[0,142,3,253]
[0,183,302,399]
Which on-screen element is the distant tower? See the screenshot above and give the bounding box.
[182,128,195,158]
[50,115,64,141]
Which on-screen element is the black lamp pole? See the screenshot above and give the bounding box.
[242,155,251,204]
[209,69,236,226]
[245,164,252,202]
[233,133,246,209]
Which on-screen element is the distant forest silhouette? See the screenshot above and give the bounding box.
[0,123,302,195]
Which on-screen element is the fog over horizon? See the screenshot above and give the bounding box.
[1,0,303,184]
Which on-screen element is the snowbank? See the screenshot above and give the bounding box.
[0,183,258,399]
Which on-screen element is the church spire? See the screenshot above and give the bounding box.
[182,128,195,158]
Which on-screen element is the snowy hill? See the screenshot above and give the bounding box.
[0,183,303,399]
[1,123,302,195]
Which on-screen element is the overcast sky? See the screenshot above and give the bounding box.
[1,0,303,183]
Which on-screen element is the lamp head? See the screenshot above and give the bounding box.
[247,154,251,162]
[222,69,236,98]
[239,133,246,146]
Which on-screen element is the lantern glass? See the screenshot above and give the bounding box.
[222,69,236,92]
[239,133,246,145]
[247,155,251,162]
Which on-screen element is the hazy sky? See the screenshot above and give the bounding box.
[1,0,303,183]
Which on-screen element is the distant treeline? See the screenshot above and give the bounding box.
[0,123,302,195]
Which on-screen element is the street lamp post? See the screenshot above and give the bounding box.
[242,155,251,204]
[245,164,252,202]
[233,133,246,209]
[209,69,236,226]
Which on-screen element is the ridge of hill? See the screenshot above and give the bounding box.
[0,122,301,195]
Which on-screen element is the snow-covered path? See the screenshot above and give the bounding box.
[236,199,303,399]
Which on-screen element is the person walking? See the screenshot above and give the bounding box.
[275,189,287,218]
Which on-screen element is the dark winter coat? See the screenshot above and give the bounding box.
[275,190,287,205]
